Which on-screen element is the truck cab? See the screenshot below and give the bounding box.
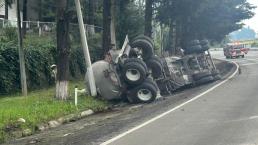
[224,44,246,59]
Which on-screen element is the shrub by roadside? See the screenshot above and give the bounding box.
[0,34,103,95]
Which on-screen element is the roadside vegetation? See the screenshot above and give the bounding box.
[0,81,108,143]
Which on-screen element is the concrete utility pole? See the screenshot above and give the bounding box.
[74,0,97,96]
[17,0,28,96]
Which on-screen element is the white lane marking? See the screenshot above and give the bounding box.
[249,116,258,120]
[100,62,239,145]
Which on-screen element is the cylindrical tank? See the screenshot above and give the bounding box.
[85,60,122,100]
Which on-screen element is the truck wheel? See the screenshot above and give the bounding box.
[132,35,154,48]
[195,76,214,85]
[127,79,158,103]
[122,59,147,86]
[146,56,163,79]
[130,39,154,60]
[192,71,212,81]
[124,58,148,72]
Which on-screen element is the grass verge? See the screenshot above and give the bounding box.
[0,81,108,143]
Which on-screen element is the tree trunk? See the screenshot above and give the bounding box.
[88,0,95,35]
[38,0,42,21]
[117,0,129,47]
[144,0,153,37]
[22,0,27,38]
[17,0,27,96]
[102,0,111,56]
[56,0,70,100]
[4,0,8,19]
[110,0,116,49]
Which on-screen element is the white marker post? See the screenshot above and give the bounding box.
[74,0,97,96]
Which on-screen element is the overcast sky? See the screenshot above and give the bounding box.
[244,0,258,32]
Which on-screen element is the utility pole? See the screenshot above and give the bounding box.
[74,0,97,96]
[17,0,27,96]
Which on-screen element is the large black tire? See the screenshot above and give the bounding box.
[192,71,212,81]
[127,79,158,103]
[122,59,147,86]
[195,76,214,85]
[132,35,154,48]
[146,56,163,79]
[124,58,148,73]
[130,39,154,60]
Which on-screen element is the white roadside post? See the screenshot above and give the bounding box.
[75,87,78,106]
[74,0,97,97]
[74,87,86,106]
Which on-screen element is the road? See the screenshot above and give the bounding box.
[100,50,258,145]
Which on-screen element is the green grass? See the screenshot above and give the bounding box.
[0,81,108,143]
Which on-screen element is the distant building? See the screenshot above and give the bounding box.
[0,0,20,22]
[0,0,39,22]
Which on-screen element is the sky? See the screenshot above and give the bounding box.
[244,0,258,32]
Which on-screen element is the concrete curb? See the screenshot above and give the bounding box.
[33,109,95,133]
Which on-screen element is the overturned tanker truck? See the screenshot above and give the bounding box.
[85,35,221,103]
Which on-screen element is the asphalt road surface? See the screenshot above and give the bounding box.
[100,50,258,145]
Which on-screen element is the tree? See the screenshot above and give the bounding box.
[88,0,96,35]
[16,0,27,96]
[102,0,111,55]
[110,0,116,49]
[144,0,153,37]
[116,0,145,46]
[156,0,255,48]
[22,0,27,38]
[56,0,70,100]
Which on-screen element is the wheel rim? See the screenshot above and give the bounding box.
[137,89,152,101]
[126,69,141,81]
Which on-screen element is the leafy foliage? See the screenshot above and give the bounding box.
[156,0,255,47]
[116,0,145,47]
[0,33,95,94]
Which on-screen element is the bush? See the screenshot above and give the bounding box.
[0,27,103,95]
[0,26,17,43]
[0,43,20,93]
[0,40,90,95]
[0,42,56,94]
